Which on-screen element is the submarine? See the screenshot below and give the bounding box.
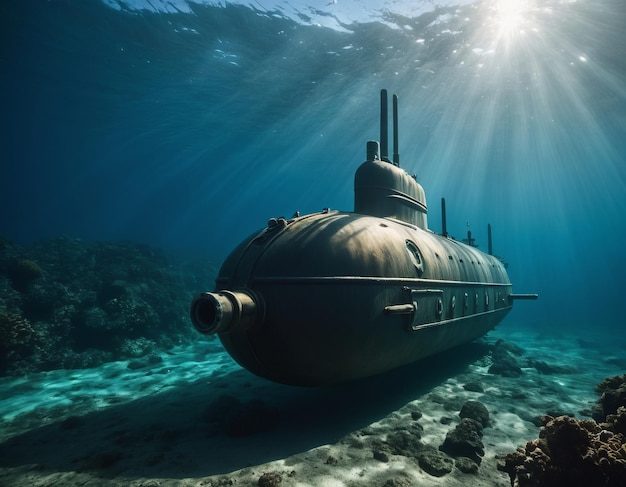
[190,89,537,386]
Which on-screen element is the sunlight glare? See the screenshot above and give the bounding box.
[492,0,534,46]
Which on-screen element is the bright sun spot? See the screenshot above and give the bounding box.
[492,0,533,45]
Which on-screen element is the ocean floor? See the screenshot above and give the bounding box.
[0,323,624,487]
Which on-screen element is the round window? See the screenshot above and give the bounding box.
[405,240,424,277]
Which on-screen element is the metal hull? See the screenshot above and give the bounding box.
[189,89,535,386]
[207,211,512,386]
[220,278,511,385]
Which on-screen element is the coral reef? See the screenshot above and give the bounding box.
[499,374,626,486]
[0,310,34,346]
[594,374,626,421]
[7,259,42,292]
[0,236,216,376]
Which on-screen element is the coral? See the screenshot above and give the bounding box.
[117,337,157,358]
[596,374,626,394]
[8,259,42,292]
[595,374,626,421]
[0,237,216,376]
[500,410,626,486]
[0,311,34,346]
[605,406,626,436]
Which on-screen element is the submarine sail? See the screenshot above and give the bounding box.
[190,90,537,386]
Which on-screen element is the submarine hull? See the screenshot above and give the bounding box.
[198,210,512,386]
[221,280,510,386]
[190,89,533,386]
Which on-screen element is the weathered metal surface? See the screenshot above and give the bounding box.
[190,89,536,386]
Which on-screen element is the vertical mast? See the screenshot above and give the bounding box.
[392,94,399,166]
[380,89,389,162]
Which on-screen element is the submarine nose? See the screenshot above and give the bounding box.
[190,290,260,335]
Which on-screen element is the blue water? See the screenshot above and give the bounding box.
[2,0,625,335]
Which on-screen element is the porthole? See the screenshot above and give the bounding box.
[463,293,469,310]
[485,292,489,309]
[474,293,479,309]
[450,295,456,316]
[436,298,443,317]
[405,240,424,277]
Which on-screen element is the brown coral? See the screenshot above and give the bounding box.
[595,374,626,421]
[500,412,626,486]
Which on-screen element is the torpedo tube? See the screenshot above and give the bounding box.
[190,90,537,386]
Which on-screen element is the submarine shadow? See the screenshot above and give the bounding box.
[0,340,490,480]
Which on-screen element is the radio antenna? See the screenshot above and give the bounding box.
[393,93,399,166]
[380,89,389,162]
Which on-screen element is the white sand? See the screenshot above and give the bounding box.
[0,323,622,487]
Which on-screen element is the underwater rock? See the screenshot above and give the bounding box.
[489,341,523,377]
[459,400,490,428]
[494,339,525,356]
[416,447,454,477]
[381,475,414,487]
[440,418,485,464]
[258,471,282,486]
[385,429,424,457]
[525,358,574,375]
[455,456,479,474]
[372,448,390,462]
[325,455,338,465]
[126,352,163,370]
[463,380,484,392]
[410,410,423,420]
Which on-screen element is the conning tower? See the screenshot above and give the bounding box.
[355,90,427,229]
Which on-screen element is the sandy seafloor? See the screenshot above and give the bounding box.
[1,322,624,487]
